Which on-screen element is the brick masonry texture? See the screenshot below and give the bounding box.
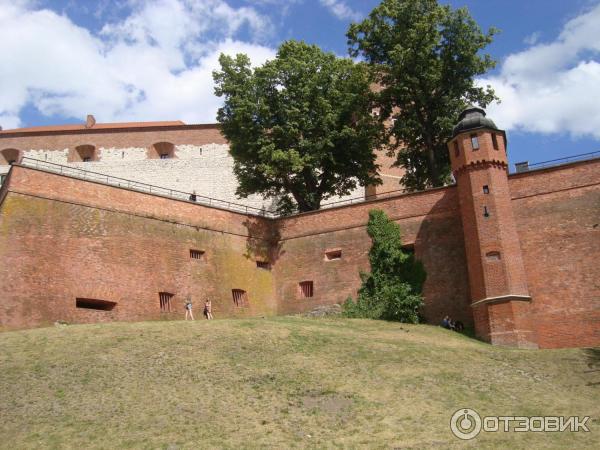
[0,128,599,349]
[273,186,471,326]
[0,166,277,329]
[510,160,600,348]
[0,125,365,210]
[449,130,537,348]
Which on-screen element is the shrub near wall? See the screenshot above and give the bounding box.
[343,209,426,322]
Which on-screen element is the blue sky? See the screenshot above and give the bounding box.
[1,0,600,170]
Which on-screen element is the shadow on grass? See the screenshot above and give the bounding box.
[583,348,600,386]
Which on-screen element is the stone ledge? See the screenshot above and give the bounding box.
[471,294,532,308]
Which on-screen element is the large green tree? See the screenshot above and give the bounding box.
[213,40,384,213]
[347,0,498,190]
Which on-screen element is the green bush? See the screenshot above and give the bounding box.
[343,209,426,322]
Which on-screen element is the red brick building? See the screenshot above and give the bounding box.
[0,109,598,349]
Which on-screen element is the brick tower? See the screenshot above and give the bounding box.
[448,107,537,348]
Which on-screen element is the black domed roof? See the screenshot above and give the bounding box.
[452,106,500,137]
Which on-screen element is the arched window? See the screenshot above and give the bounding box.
[148,142,175,159]
[68,145,97,162]
[0,148,22,166]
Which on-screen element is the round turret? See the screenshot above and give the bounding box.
[452,106,500,137]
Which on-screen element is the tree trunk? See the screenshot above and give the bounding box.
[291,191,320,212]
[424,134,440,187]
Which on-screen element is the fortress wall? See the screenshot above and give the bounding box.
[6,165,272,238]
[0,127,365,210]
[1,157,599,348]
[1,165,472,329]
[0,125,228,149]
[274,187,473,325]
[508,159,600,348]
[0,166,277,329]
[25,144,275,210]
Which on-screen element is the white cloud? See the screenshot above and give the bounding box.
[0,0,276,128]
[523,31,540,46]
[480,3,600,139]
[319,0,361,21]
[245,0,303,16]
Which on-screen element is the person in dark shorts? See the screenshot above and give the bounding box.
[204,299,213,320]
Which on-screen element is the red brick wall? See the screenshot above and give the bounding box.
[0,125,226,152]
[366,149,406,198]
[0,165,276,329]
[0,166,471,329]
[509,159,600,348]
[1,157,599,349]
[274,187,472,326]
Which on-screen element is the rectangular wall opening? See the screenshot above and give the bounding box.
[232,289,249,307]
[401,244,415,255]
[486,251,502,261]
[256,261,271,270]
[159,292,174,312]
[470,134,480,150]
[483,185,490,194]
[299,281,314,298]
[492,133,499,150]
[190,249,205,260]
[76,298,117,311]
[324,249,342,261]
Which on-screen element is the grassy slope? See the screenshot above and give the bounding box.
[1,317,598,449]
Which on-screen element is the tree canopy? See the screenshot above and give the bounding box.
[348,0,498,190]
[213,40,384,213]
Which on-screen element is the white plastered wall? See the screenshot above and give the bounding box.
[14,144,364,211]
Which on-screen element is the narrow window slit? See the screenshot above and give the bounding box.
[402,244,415,255]
[190,249,205,260]
[76,298,116,311]
[486,251,501,261]
[299,281,314,298]
[325,249,342,261]
[232,289,249,307]
[159,292,174,312]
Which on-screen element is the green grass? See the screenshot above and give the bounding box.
[1,317,598,449]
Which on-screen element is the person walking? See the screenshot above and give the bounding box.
[204,299,213,320]
[185,297,194,321]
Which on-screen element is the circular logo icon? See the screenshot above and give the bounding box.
[450,408,482,440]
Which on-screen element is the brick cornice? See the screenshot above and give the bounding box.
[453,159,508,176]
[0,123,222,139]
